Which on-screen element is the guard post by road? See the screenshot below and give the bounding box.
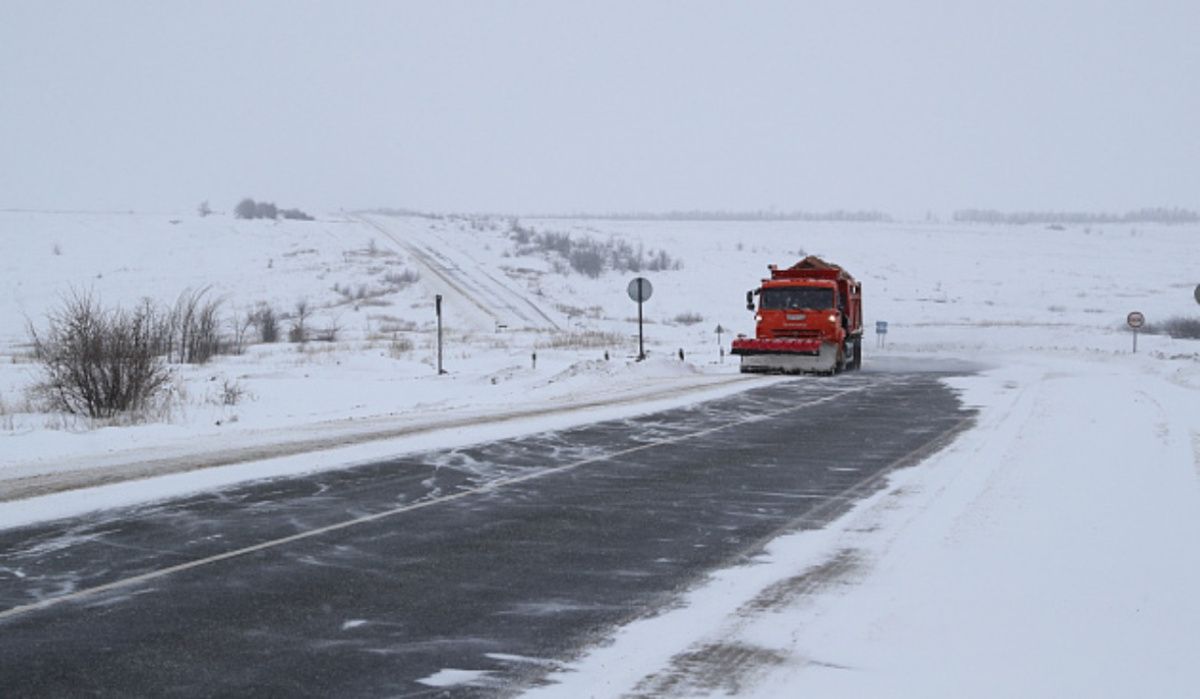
[435,294,446,374]
[627,277,653,361]
[1127,311,1144,353]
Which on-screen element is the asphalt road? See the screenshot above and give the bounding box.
[0,369,974,697]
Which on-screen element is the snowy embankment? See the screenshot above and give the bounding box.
[2,210,1199,694]
[0,210,773,518]
[527,349,1200,697]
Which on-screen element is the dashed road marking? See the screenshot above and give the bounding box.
[0,382,887,622]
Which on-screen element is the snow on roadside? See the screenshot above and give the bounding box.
[523,349,1200,697]
[0,360,771,530]
[2,209,1199,694]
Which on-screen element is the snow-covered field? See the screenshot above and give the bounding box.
[2,210,1199,695]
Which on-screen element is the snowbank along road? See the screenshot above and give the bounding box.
[0,368,973,697]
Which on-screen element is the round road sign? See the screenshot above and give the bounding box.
[627,277,653,303]
[1194,284,1200,305]
[1127,311,1145,329]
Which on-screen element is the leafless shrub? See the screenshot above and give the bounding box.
[510,223,681,277]
[537,331,626,349]
[217,379,246,406]
[255,201,277,219]
[228,309,255,355]
[1162,316,1200,339]
[279,208,313,221]
[252,305,280,343]
[234,198,261,219]
[314,316,342,342]
[377,318,417,333]
[289,299,311,343]
[556,304,605,320]
[672,312,704,325]
[383,269,420,287]
[569,248,605,278]
[0,392,12,431]
[388,337,414,358]
[27,291,172,418]
[170,288,224,364]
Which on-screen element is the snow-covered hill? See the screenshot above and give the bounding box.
[2,209,1199,696]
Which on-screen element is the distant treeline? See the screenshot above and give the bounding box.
[549,210,893,222]
[363,208,892,222]
[234,198,314,221]
[953,208,1199,225]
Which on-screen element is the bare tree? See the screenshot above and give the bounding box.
[228,308,255,355]
[254,201,278,220]
[234,198,257,219]
[289,299,310,343]
[252,305,279,343]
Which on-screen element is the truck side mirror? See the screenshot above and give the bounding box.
[746,290,755,311]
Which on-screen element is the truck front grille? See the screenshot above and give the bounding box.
[773,329,821,339]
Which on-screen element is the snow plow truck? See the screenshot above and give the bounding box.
[731,256,863,374]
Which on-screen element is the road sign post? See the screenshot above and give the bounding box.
[875,320,889,349]
[715,324,725,363]
[627,277,653,361]
[1127,311,1145,353]
[436,294,446,374]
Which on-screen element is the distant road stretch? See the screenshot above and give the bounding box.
[359,214,563,331]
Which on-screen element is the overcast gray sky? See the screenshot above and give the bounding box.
[2,1,1196,217]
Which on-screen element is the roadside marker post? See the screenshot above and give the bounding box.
[436,294,446,374]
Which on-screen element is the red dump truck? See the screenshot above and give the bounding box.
[731,256,863,374]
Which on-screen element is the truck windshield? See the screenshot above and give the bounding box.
[760,287,834,310]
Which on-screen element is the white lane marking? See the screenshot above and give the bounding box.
[0,382,884,622]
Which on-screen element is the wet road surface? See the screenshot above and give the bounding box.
[0,370,973,697]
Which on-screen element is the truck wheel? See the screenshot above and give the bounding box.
[834,347,845,374]
[851,340,863,370]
